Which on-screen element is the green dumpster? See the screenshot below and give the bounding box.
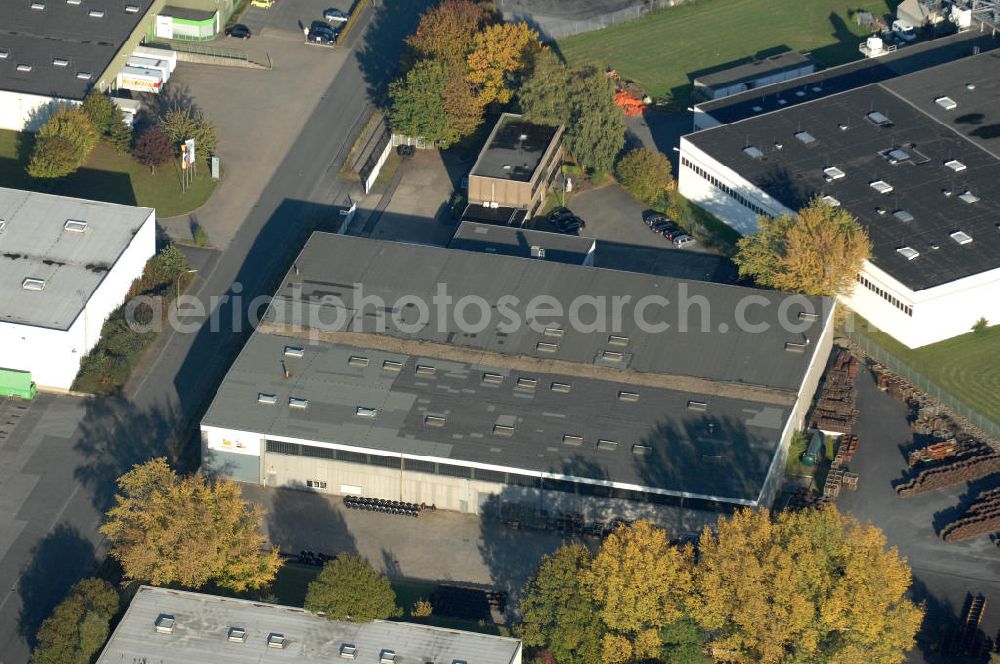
[0,368,37,400]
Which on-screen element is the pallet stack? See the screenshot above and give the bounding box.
[907,439,966,466]
[896,450,1000,496]
[811,351,860,433]
[941,488,1000,543]
[823,469,845,499]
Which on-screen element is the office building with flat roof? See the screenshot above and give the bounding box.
[0,188,155,388]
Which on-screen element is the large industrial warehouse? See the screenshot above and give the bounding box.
[0,188,155,389]
[679,50,1000,348]
[202,234,833,527]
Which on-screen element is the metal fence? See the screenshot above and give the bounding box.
[148,40,249,62]
[499,0,692,40]
[844,326,1000,439]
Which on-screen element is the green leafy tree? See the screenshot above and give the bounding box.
[520,51,625,173]
[81,92,118,135]
[132,127,173,174]
[690,507,923,664]
[518,543,603,664]
[389,59,462,147]
[159,106,218,160]
[304,554,400,622]
[616,147,674,206]
[31,578,119,664]
[27,108,99,178]
[100,458,282,592]
[734,197,871,296]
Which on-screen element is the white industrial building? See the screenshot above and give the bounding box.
[680,49,1000,348]
[0,188,155,389]
[692,51,814,101]
[99,586,523,664]
[202,234,834,532]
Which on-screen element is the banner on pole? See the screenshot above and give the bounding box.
[185,139,196,165]
[180,143,188,170]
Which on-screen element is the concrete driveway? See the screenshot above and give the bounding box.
[366,150,458,247]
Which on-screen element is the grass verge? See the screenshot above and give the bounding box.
[0,129,216,217]
[557,0,897,107]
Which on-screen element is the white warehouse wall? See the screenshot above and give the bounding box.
[0,89,80,132]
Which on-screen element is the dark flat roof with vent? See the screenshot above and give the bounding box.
[694,51,811,90]
[450,221,595,264]
[470,113,560,182]
[696,31,1000,126]
[686,50,1000,291]
[160,4,216,20]
[0,0,154,99]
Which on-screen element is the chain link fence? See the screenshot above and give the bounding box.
[500,0,691,40]
[844,327,1000,439]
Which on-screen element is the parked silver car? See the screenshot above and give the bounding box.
[672,234,696,249]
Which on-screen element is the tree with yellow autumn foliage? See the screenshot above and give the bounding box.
[734,197,871,296]
[100,458,282,592]
[466,22,541,106]
[690,507,923,664]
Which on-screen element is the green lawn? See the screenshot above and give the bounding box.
[852,317,1000,427]
[557,0,898,107]
[0,129,215,217]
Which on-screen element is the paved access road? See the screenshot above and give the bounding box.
[0,1,428,660]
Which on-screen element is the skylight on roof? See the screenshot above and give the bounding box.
[0,51,8,60]
[88,9,105,17]
[950,230,973,245]
[22,278,46,291]
[743,146,764,159]
[870,180,894,194]
[823,166,845,180]
[52,58,69,67]
[821,195,840,207]
[16,64,32,73]
[76,72,91,80]
[64,219,87,232]
[886,148,910,163]
[935,96,958,110]
[867,111,892,126]
[893,209,914,222]
[794,131,817,145]
[944,159,966,172]
[896,246,920,260]
[958,191,980,204]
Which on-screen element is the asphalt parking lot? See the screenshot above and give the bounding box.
[835,360,1000,663]
[239,0,353,41]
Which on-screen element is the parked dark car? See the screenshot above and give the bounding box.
[225,24,251,39]
[644,212,672,227]
[556,216,585,234]
[396,144,416,158]
[650,219,676,233]
[548,207,574,223]
[660,228,687,241]
[308,24,337,44]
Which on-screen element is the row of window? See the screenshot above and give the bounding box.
[681,157,769,217]
[264,440,738,513]
[856,274,913,316]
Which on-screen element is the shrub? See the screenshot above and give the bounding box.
[31,578,119,664]
[616,147,673,206]
[410,598,433,618]
[304,554,400,622]
[972,317,989,333]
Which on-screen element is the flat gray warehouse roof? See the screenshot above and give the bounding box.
[1,0,154,99]
[267,234,832,394]
[97,586,522,664]
[0,188,153,330]
[202,331,790,502]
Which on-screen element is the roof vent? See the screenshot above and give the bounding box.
[493,424,514,437]
[339,644,358,660]
[550,381,571,393]
[934,96,958,110]
[530,245,545,259]
[820,195,840,207]
[870,180,894,194]
[776,98,787,106]
[866,111,892,127]
[543,326,563,338]
[424,415,446,427]
[516,377,537,389]
[415,364,436,377]
[607,334,629,347]
[76,72,92,80]
[774,142,783,150]
[838,123,849,131]
[687,400,709,411]
[562,434,584,447]
[743,146,764,159]
[618,390,639,402]
[632,444,652,456]
[966,82,976,90]
[875,208,886,216]
[892,209,914,223]
[379,650,397,664]
[21,277,45,291]
[958,191,980,204]
[596,439,619,452]
[266,633,288,649]
[381,360,402,373]
[64,219,88,232]
[355,406,378,418]
[88,9,105,17]
[257,393,277,405]
[751,105,763,113]
[885,148,910,164]
[16,64,33,72]
[794,131,816,145]
[30,1,44,8]
[52,57,69,67]
[0,50,8,59]
[66,0,81,4]
[288,397,309,409]
[950,230,973,245]
[227,627,247,643]
[896,246,920,260]
[125,3,140,11]
[284,346,304,358]
[0,219,6,232]
[823,166,845,180]
[944,159,966,172]
[536,341,558,353]
[482,372,504,385]
[348,355,369,368]
[154,615,175,634]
